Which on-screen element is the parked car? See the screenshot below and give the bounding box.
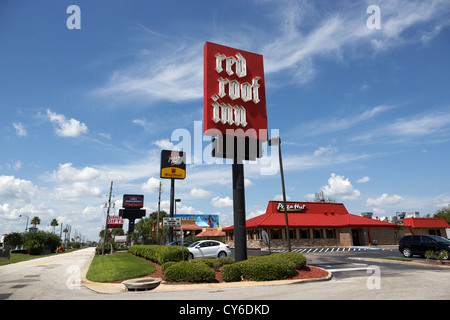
[399,235,450,259]
[187,240,231,260]
[167,240,193,247]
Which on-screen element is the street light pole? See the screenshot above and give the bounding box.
[19,214,29,232]
[269,137,291,252]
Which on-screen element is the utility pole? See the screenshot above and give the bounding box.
[102,181,113,255]
[157,181,162,244]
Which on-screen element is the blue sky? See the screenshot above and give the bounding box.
[1,0,450,241]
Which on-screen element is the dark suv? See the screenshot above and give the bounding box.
[399,235,450,259]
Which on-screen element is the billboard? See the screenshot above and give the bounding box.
[203,42,268,142]
[160,150,186,179]
[177,214,220,228]
[123,194,144,208]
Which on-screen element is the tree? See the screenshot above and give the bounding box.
[433,205,450,224]
[50,219,58,233]
[30,216,41,228]
[134,211,168,244]
[4,232,24,249]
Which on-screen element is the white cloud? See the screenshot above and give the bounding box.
[12,122,27,136]
[51,163,100,183]
[0,175,38,203]
[357,176,370,183]
[153,139,175,150]
[141,177,161,193]
[52,182,101,201]
[314,146,337,157]
[211,196,233,208]
[321,173,361,201]
[273,194,291,201]
[366,193,403,206]
[386,110,450,137]
[46,109,88,138]
[189,188,212,199]
[305,105,392,136]
[92,42,203,103]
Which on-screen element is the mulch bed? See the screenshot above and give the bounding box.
[118,254,329,285]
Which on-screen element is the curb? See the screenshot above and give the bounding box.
[81,263,332,294]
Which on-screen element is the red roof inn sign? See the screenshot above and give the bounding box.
[203,42,268,141]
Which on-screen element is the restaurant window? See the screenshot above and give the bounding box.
[429,229,441,236]
[313,229,323,239]
[271,229,282,239]
[299,229,309,239]
[326,229,336,239]
[289,229,296,239]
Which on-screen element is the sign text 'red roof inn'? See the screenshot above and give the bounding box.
[203,42,268,141]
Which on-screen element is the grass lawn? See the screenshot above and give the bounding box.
[0,249,81,266]
[86,252,157,283]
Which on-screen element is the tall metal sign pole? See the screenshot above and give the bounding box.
[160,150,186,243]
[203,42,268,262]
[269,137,291,252]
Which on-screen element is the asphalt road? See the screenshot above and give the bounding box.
[1,246,449,300]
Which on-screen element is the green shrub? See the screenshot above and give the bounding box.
[163,261,216,283]
[221,264,242,282]
[191,258,222,271]
[238,255,297,281]
[128,245,189,265]
[221,253,306,282]
[218,256,235,265]
[161,261,177,272]
[275,252,307,269]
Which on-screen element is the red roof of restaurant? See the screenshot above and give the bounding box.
[403,218,450,229]
[174,224,202,231]
[223,201,398,231]
[197,230,226,237]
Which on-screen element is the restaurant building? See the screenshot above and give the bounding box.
[223,201,401,249]
[402,218,450,237]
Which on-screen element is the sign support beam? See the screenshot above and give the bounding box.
[169,178,175,243]
[232,158,247,262]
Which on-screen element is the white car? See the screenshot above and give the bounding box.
[187,240,231,259]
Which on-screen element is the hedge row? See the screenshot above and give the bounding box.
[221,252,307,282]
[162,257,235,283]
[128,245,189,265]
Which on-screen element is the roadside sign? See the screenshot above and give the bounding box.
[107,216,124,229]
[163,217,182,228]
[203,41,268,141]
[123,194,144,208]
[160,150,186,180]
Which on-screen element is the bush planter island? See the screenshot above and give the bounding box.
[128,245,329,285]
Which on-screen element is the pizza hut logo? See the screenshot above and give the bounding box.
[168,152,183,166]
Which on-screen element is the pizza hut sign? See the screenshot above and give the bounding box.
[203,42,268,141]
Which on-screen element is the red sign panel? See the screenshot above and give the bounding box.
[107,216,124,229]
[203,42,268,141]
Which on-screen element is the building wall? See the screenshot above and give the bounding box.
[225,226,400,249]
[400,227,449,239]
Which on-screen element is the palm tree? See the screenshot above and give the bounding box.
[30,216,41,228]
[50,219,58,233]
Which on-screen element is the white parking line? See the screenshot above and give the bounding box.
[327,267,370,272]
